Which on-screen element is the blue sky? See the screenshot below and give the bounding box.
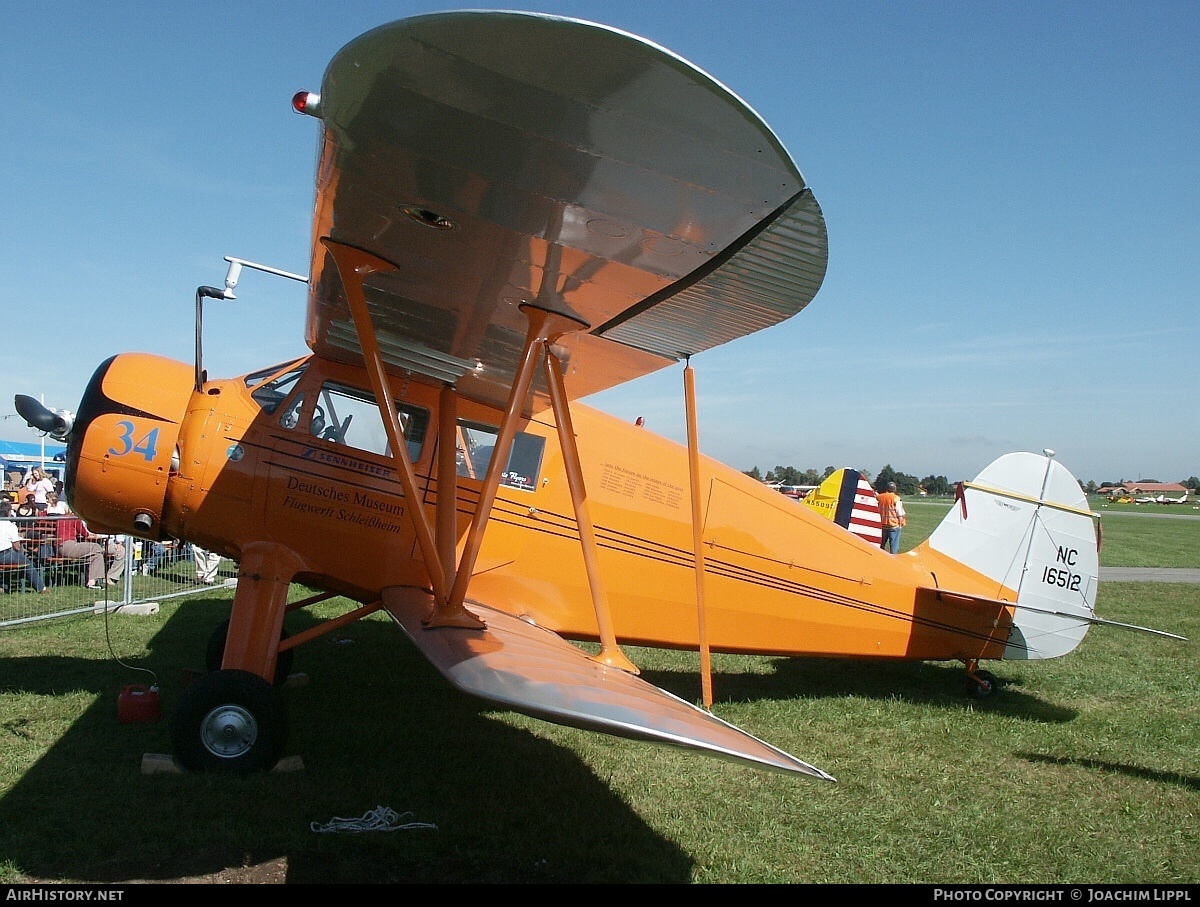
[2,1,1196,486]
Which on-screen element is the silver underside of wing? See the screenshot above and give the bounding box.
[304,11,828,410]
[381,586,834,780]
[594,189,827,359]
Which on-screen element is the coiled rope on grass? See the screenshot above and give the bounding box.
[310,805,438,833]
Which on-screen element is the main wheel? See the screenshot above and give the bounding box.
[171,669,287,774]
[206,618,294,687]
[968,669,998,700]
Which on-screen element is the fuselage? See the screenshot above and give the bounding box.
[65,351,1014,666]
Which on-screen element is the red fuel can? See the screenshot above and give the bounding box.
[117,684,161,723]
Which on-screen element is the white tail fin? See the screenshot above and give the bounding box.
[925,451,1099,660]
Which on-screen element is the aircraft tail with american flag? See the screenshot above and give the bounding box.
[801,468,882,546]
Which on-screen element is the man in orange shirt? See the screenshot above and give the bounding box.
[878,482,906,554]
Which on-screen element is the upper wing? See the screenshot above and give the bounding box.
[301,11,828,414]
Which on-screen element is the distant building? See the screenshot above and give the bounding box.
[1096,481,1189,503]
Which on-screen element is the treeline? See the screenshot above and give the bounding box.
[745,466,1200,497]
[743,464,949,496]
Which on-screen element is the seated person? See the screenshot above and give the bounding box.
[37,513,107,589]
[139,539,180,575]
[44,491,70,515]
[80,523,127,587]
[0,499,47,594]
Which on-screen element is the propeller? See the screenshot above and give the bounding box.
[14,395,74,441]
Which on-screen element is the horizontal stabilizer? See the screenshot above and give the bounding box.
[916,586,1012,615]
[382,587,833,781]
[917,586,1185,643]
[1003,602,1186,642]
[1084,615,1186,641]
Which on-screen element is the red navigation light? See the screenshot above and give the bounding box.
[292,90,320,117]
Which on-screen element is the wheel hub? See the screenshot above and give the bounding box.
[200,704,258,758]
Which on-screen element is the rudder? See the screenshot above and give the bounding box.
[924,451,1099,660]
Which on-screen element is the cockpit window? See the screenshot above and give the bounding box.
[310,381,428,462]
[245,361,307,415]
[456,420,544,492]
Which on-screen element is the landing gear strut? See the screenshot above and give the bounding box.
[206,618,294,687]
[965,660,998,700]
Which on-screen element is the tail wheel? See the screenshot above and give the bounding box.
[206,618,294,687]
[967,669,998,700]
[171,669,287,774]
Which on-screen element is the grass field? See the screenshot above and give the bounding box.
[0,508,1196,884]
[905,499,1200,568]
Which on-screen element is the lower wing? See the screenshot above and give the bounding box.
[382,586,833,781]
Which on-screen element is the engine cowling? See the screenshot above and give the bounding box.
[66,353,196,538]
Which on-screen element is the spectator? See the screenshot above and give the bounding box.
[139,539,181,576]
[878,482,906,554]
[80,521,127,586]
[45,491,70,515]
[21,468,55,515]
[0,499,48,593]
[38,513,108,590]
[193,545,223,585]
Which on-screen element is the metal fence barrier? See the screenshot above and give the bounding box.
[1,515,235,628]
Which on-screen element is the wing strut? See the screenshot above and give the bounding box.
[322,239,637,668]
[435,300,637,670]
[323,238,483,629]
[436,383,459,592]
[683,360,714,707]
[545,344,638,672]
[428,304,561,627]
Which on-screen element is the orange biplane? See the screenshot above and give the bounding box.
[16,11,1162,782]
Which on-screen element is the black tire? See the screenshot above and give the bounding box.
[205,618,294,687]
[171,669,287,774]
[969,669,998,700]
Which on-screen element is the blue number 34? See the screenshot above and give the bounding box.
[108,420,160,462]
